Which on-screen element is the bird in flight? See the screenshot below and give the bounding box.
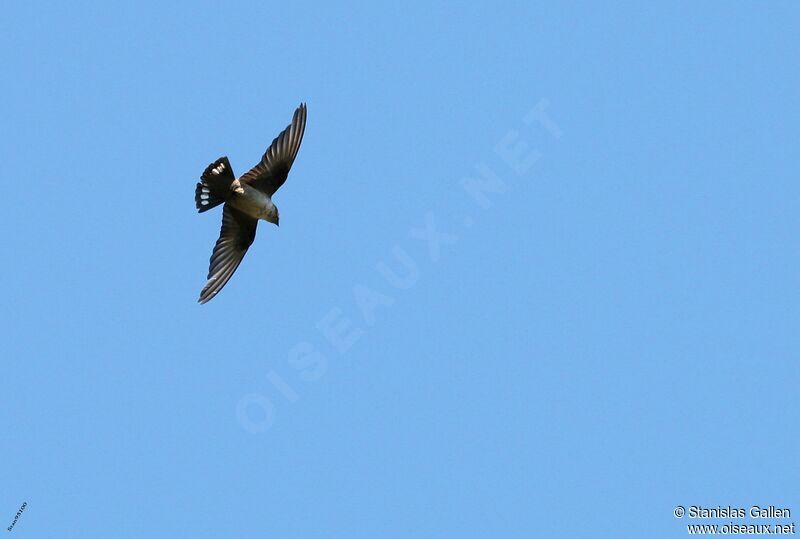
[195,103,307,304]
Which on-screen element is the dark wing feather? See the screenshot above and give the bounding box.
[238,103,307,196]
[198,204,258,304]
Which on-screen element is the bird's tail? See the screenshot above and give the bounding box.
[195,156,235,213]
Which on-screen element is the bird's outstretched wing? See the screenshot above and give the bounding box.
[198,204,258,304]
[239,103,307,196]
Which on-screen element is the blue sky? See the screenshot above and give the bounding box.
[2,1,798,537]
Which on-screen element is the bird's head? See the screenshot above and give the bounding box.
[266,206,280,227]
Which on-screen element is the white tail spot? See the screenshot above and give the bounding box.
[200,193,209,200]
[201,187,210,193]
[201,200,209,205]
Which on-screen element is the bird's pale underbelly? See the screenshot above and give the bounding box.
[229,185,273,220]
